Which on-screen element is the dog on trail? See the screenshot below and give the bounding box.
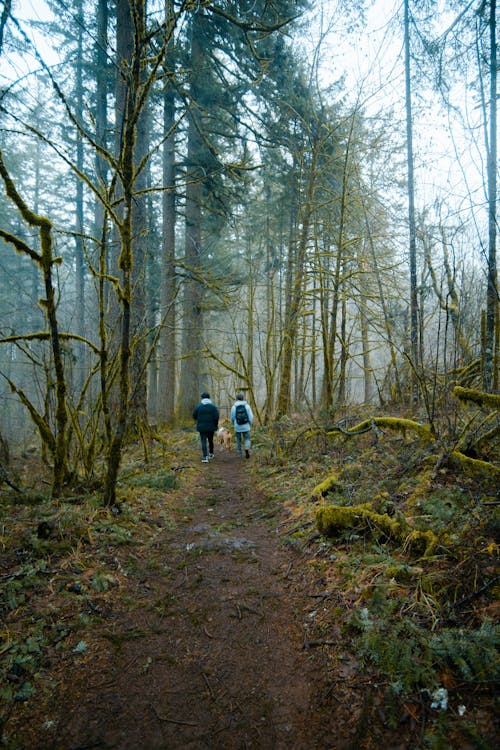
[217,427,232,450]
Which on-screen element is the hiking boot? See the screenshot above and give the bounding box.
[201,457,209,463]
[245,449,250,459]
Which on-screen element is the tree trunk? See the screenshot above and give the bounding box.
[275,145,318,417]
[337,290,347,405]
[179,12,204,419]
[75,0,85,395]
[404,0,419,402]
[0,152,69,497]
[158,16,177,425]
[146,164,158,422]
[358,255,373,404]
[483,0,498,392]
[103,0,143,505]
[129,96,148,427]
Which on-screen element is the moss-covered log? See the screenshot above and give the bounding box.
[316,502,440,556]
[316,503,401,539]
[328,417,434,442]
[311,470,342,500]
[453,386,500,411]
[450,451,500,479]
[449,358,481,387]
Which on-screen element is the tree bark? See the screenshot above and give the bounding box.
[483,0,498,391]
[275,155,315,417]
[0,152,69,497]
[75,0,85,395]
[158,8,177,425]
[404,0,419,402]
[179,11,204,419]
[103,0,143,505]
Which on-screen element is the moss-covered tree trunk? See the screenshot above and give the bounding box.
[276,146,318,417]
[404,0,420,403]
[158,33,177,426]
[0,151,69,498]
[483,0,498,392]
[178,12,206,421]
[103,0,142,506]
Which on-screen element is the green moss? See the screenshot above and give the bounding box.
[385,563,424,582]
[451,451,500,480]
[316,503,440,556]
[453,385,500,411]
[127,470,177,491]
[311,470,342,499]
[334,416,434,442]
[403,529,439,556]
[316,503,401,539]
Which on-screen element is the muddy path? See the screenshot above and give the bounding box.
[37,448,346,750]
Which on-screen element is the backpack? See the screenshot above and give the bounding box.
[235,403,249,425]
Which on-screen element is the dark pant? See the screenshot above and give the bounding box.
[199,431,214,458]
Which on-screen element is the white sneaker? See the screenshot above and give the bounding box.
[202,457,209,463]
[208,453,215,459]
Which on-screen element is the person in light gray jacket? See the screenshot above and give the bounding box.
[230,393,253,458]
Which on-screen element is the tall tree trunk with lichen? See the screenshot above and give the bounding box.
[158,6,177,425]
[179,11,204,420]
[483,0,498,392]
[103,0,142,506]
[74,0,86,395]
[404,0,419,403]
[275,146,318,418]
[94,0,111,445]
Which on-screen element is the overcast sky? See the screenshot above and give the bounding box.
[3,0,488,234]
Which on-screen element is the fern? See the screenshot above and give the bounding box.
[352,609,499,692]
[429,620,499,683]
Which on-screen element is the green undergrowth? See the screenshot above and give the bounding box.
[252,420,499,747]
[0,435,192,730]
[1,423,498,747]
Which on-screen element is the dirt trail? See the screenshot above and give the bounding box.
[45,448,341,750]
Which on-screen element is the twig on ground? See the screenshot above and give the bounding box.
[151,704,197,726]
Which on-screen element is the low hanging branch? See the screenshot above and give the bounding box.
[0,331,100,355]
[0,149,69,498]
[2,376,56,454]
[327,416,434,442]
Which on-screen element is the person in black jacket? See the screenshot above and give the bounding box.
[192,392,219,463]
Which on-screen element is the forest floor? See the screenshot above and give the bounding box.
[1,424,498,749]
